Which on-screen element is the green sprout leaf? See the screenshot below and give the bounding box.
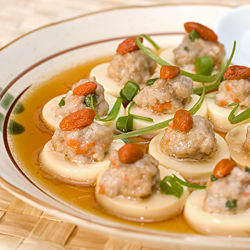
[160,176,184,198]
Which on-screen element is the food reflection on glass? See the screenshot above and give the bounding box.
[9,21,250,236]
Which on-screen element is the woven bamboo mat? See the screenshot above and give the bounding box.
[0,186,160,250]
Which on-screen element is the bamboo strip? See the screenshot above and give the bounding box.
[0,234,23,250]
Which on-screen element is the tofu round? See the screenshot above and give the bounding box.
[39,139,124,185]
[206,92,250,133]
[42,93,125,131]
[225,123,250,167]
[90,63,123,97]
[129,94,207,137]
[148,132,230,183]
[184,190,250,236]
[95,167,189,222]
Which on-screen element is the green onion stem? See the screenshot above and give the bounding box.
[114,84,205,139]
[140,34,161,51]
[193,41,236,95]
[136,35,219,83]
[228,102,250,124]
[173,175,206,189]
[128,102,154,122]
[91,96,122,122]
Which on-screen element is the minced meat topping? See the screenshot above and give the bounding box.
[161,116,217,160]
[98,150,160,199]
[51,122,113,164]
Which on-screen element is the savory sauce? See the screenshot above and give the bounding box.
[8,57,196,234]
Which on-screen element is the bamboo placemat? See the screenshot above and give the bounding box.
[0,185,160,250]
[1,0,250,249]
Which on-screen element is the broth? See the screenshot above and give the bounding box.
[8,56,196,234]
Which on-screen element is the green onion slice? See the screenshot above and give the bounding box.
[114,84,205,139]
[188,30,200,42]
[195,56,214,76]
[85,94,97,107]
[128,101,154,122]
[120,81,140,102]
[173,175,206,189]
[146,78,159,86]
[116,115,133,132]
[225,199,237,210]
[136,34,219,83]
[160,176,184,198]
[193,41,236,95]
[91,96,122,122]
[227,102,250,124]
[58,97,65,107]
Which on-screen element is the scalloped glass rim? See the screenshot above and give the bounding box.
[0,2,249,250]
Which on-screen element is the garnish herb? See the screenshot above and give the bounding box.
[245,166,250,174]
[128,101,154,122]
[84,94,97,107]
[58,97,65,107]
[116,115,133,132]
[184,46,190,52]
[188,30,200,42]
[160,176,184,198]
[136,34,219,83]
[146,78,159,86]
[195,56,214,76]
[90,95,122,122]
[193,41,236,95]
[210,174,218,182]
[227,102,250,124]
[114,83,205,139]
[173,175,206,189]
[121,138,150,144]
[225,199,237,210]
[120,81,140,102]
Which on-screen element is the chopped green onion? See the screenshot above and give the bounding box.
[58,97,65,107]
[146,78,159,86]
[193,41,236,95]
[225,199,237,210]
[184,46,190,52]
[210,174,218,182]
[136,35,219,83]
[84,94,97,107]
[140,34,161,51]
[228,102,250,124]
[173,175,206,189]
[188,30,200,42]
[245,166,250,174]
[160,176,184,198]
[91,96,122,122]
[128,101,154,122]
[114,84,205,139]
[116,115,133,132]
[195,56,214,76]
[120,81,140,102]
[121,138,149,144]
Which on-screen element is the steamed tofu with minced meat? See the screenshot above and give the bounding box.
[40,109,124,185]
[90,37,157,97]
[185,159,250,236]
[206,65,250,132]
[149,109,229,183]
[95,143,189,222]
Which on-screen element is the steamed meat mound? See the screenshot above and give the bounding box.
[56,77,109,118]
[51,122,113,164]
[173,35,225,70]
[161,116,216,160]
[107,50,157,85]
[99,150,160,198]
[215,79,250,108]
[204,167,250,214]
[133,75,193,114]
